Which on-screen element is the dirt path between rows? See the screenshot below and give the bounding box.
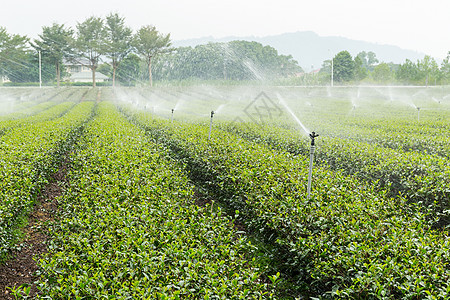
[0,160,68,299]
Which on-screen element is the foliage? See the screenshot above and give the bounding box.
[2,51,55,83]
[116,53,146,85]
[396,59,421,84]
[441,51,450,84]
[152,41,302,82]
[371,62,393,83]
[396,56,441,85]
[120,102,450,298]
[104,13,133,87]
[0,98,94,260]
[353,56,368,81]
[133,25,172,86]
[0,27,29,80]
[36,102,275,298]
[3,86,450,298]
[417,55,441,85]
[333,51,354,82]
[356,51,378,71]
[32,23,74,86]
[74,16,107,87]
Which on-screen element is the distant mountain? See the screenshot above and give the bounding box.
[173,31,426,71]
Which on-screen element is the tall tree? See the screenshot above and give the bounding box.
[441,51,450,84]
[116,53,144,85]
[353,56,368,81]
[134,25,171,86]
[5,51,55,83]
[367,51,379,68]
[152,41,302,82]
[371,63,393,83]
[0,27,28,80]
[75,16,106,87]
[32,23,74,87]
[333,51,354,82]
[417,55,439,86]
[396,59,420,84]
[104,13,133,87]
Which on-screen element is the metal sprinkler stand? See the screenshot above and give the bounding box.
[307,132,319,199]
[208,110,215,140]
[171,108,174,123]
[417,107,420,122]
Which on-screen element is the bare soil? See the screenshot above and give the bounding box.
[0,161,68,299]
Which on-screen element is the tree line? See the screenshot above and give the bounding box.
[1,14,449,86]
[0,13,171,87]
[317,50,450,86]
[0,14,302,87]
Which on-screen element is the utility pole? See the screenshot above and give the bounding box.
[331,57,334,87]
[329,49,334,87]
[39,50,42,88]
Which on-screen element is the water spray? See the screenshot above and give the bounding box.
[307,132,319,199]
[171,108,174,123]
[208,110,215,140]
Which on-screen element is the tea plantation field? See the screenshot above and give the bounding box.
[1,86,449,299]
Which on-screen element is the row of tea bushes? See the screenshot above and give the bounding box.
[0,102,95,260]
[123,106,450,298]
[0,102,76,135]
[219,121,450,227]
[36,102,275,299]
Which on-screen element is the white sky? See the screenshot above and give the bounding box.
[1,0,449,59]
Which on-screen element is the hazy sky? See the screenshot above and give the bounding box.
[1,0,449,59]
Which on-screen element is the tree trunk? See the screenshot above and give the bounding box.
[56,62,60,88]
[113,66,116,87]
[92,66,96,88]
[148,56,152,87]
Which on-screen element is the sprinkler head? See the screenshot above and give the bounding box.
[211,110,215,118]
[309,131,319,146]
[417,107,420,111]
[171,108,174,113]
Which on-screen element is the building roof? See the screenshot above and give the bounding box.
[70,70,109,80]
[64,58,91,66]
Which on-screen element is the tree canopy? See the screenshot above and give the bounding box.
[104,13,133,87]
[151,41,302,82]
[1,15,450,86]
[74,16,107,87]
[0,27,29,80]
[134,25,172,86]
[32,23,74,87]
[333,51,354,82]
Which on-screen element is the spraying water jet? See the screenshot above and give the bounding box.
[352,105,356,117]
[307,132,319,199]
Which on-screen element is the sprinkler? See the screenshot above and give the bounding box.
[416,107,420,122]
[208,110,215,140]
[171,108,174,123]
[307,132,319,199]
